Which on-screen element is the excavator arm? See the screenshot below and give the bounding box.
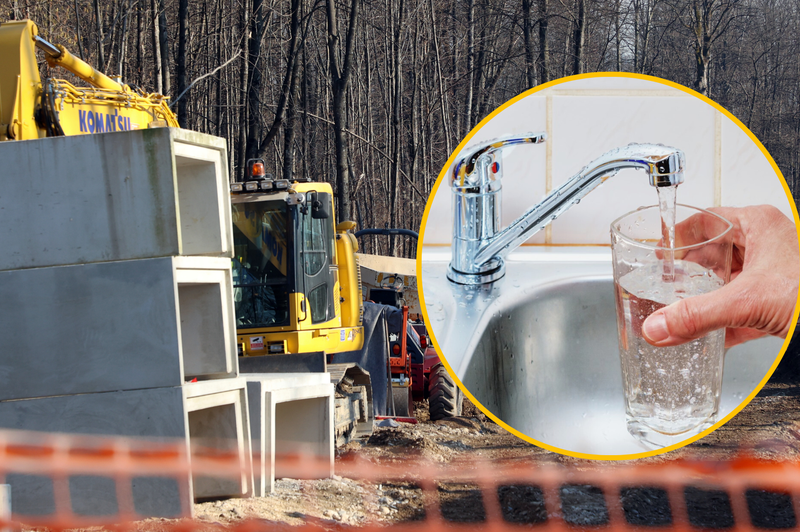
[0,19,178,142]
[0,20,42,140]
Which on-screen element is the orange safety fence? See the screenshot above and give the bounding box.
[0,429,799,530]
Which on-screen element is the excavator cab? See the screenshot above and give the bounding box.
[230,161,363,356]
[231,185,347,355]
[230,168,373,445]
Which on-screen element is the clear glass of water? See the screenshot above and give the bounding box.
[610,205,733,448]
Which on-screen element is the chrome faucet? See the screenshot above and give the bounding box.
[447,134,686,285]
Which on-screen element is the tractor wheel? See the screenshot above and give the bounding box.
[428,364,462,420]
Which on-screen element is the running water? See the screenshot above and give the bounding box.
[657,185,678,283]
[615,261,725,438]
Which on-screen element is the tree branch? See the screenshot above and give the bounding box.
[171,49,242,107]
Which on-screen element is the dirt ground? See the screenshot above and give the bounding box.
[178,381,800,529]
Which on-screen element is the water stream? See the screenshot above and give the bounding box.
[656,185,678,283]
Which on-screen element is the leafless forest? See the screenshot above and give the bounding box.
[4,0,800,256]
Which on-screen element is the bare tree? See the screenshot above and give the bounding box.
[677,0,744,95]
[538,0,550,84]
[572,0,586,74]
[325,0,360,221]
[176,0,189,125]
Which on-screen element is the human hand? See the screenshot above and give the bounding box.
[642,205,800,348]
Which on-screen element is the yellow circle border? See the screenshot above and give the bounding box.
[415,71,800,461]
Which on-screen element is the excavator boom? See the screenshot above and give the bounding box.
[0,19,178,141]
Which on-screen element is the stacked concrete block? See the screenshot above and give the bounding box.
[0,128,252,518]
[244,374,334,496]
[0,256,237,400]
[0,128,232,270]
[0,381,252,516]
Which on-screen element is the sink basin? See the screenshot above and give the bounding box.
[420,247,784,456]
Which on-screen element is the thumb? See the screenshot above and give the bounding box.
[641,284,750,346]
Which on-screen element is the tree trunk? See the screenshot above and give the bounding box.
[74,0,85,60]
[537,0,549,84]
[244,0,265,164]
[522,0,536,87]
[94,0,105,69]
[389,0,404,255]
[283,82,298,181]
[464,0,475,133]
[237,0,250,176]
[151,0,163,93]
[159,4,171,95]
[136,1,143,83]
[428,0,451,154]
[119,0,130,79]
[695,36,711,95]
[326,0,360,222]
[249,0,302,162]
[614,0,621,70]
[572,0,585,75]
[176,0,189,125]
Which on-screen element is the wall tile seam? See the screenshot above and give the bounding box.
[545,89,689,98]
[545,93,553,245]
[715,110,723,207]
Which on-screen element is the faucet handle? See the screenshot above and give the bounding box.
[451,132,546,190]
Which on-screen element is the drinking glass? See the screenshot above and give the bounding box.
[611,204,733,448]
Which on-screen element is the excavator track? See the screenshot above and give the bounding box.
[328,363,373,447]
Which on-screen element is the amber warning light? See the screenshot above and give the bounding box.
[251,161,266,179]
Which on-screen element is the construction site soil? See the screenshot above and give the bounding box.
[165,380,800,529]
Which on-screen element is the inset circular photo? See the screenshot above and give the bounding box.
[418,73,800,459]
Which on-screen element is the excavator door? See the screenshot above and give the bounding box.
[297,191,337,325]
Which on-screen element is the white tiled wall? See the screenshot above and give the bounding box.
[421,76,795,246]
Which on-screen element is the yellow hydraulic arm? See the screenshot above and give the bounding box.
[0,20,41,140]
[0,19,178,141]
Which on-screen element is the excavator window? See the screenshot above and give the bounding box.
[302,216,327,276]
[231,200,291,328]
[299,193,336,324]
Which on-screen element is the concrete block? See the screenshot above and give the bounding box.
[243,373,334,496]
[0,256,237,401]
[0,380,252,518]
[0,128,233,271]
[184,379,254,501]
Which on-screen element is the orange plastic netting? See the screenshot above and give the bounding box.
[0,429,798,530]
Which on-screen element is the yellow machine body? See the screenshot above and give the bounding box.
[233,181,365,357]
[0,19,177,142]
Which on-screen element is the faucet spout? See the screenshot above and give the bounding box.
[448,143,685,285]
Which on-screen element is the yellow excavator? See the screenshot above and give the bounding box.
[1,19,376,444]
[0,19,177,142]
[231,160,376,443]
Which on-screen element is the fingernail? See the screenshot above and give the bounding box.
[643,313,670,343]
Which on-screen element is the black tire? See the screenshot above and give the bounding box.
[428,364,462,420]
